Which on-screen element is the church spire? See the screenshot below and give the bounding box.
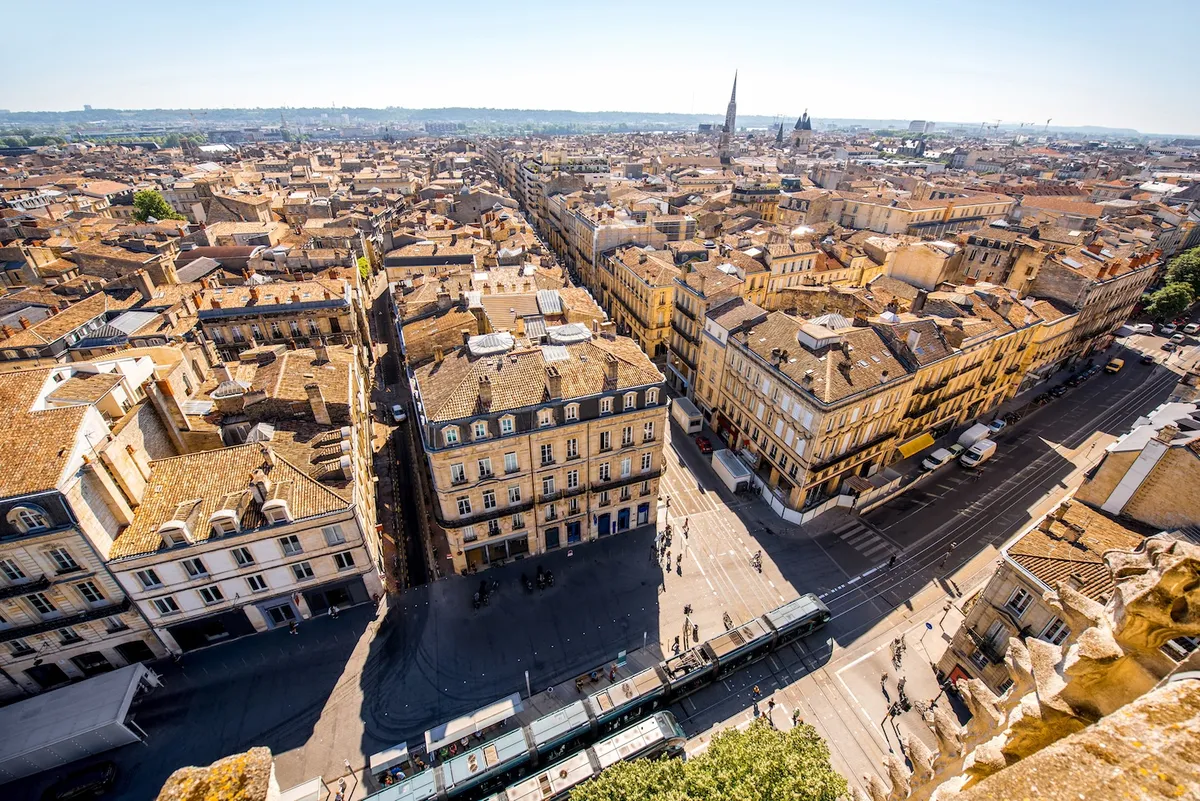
[776,122,784,145]
[730,70,737,104]
[719,70,738,165]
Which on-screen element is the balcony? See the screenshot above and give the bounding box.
[914,377,950,396]
[0,574,49,601]
[965,627,1008,665]
[591,468,664,494]
[450,475,469,487]
[810,432,896,473]
[0,597,132,645]
[671,321,699,346]
[676,305,696,322]
[434,499,535,529]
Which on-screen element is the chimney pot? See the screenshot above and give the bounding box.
[18,317,31,329]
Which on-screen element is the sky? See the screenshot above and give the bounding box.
[5,0,1199,134]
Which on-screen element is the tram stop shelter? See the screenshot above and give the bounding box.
[424,692,524,756]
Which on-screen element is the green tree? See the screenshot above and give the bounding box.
[132,189,184,223]
[572,721,847,801]
[357,255,370,282]
[1165,247,1200,296]
[1143,282,1195,321]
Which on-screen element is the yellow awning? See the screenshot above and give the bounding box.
[898,432,936,459]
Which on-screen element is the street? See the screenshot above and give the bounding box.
[13,339,1183,801]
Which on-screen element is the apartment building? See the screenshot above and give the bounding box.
[691,297,767,418]
[715,313,913,511]
[837,192,1015,237]
[412,328,667,574]
[1018,298,1079,390]
[198,270,366,360]
[936,501,1143,696]
[0,355,193,698]
[544,194,666,290]
[730,180,781,223]
[598,246,679,359]
[667,261,745,397]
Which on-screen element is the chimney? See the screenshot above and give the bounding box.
[1154,423,1180,445]
[697,274,707,297]
[291,290,301,304]
[18,317,31,330]
[603,352,619,387]
[461,328,472,346]
[314,340,330,363]
[478,375,493,410]
[211,298,222,309]
[912,289,928,315]
[515,317,526,336]
[451,233,458,245]
[305,382,332,425]
[601,321,616,339]
[323,289,332,300]
[135,269,156,301]
[249,285,260,302]
[436,289,452,310]
[1055,501,1072,521]
[0,324,13,338]
[434,346,445,364]
[545,365,562,399]
[48,304,60,316]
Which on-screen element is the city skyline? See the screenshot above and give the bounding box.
[6,0,1199,135]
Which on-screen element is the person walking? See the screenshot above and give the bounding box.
[792,708,803,727]
[751,684,762,701]
[329,604,340,619]
[288,620,298,635]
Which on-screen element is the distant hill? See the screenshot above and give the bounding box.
[0,106,1161,138]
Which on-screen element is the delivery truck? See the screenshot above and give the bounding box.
[670,395,703,434]
[960,438,996,468]
[957,423,991,450]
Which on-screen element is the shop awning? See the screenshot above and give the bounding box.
[370,743,410,774]
[897,432,936,459]
[424,692,523,752]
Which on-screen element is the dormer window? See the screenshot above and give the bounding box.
[538,409,555,428]
[646,389,659,405]
[623,393,636,411]
[473,421,489,440]
[600,397,613,415]
[158,521,192,548]
[209,510,240,537]
[8,506,50,534]
[500,416,515,435]
[565,404,579,421]
[262,499,292,525]
[443,426,460,445]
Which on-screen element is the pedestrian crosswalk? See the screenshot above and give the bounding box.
[832,520,896,561]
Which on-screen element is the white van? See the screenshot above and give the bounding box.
[961,439,996,468]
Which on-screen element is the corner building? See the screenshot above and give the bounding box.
[412,328,667,574]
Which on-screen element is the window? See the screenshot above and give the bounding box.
[546,504,558,521]
[538,409,555,428]
[540,444,554,465]
[482,490,497,510]
[1041,617,1071,645]
[600,397,612,415]
[488,519,501,536]
[462,526,478,542]
[322,526,345,547]
[0,558,26,582]
[643,422,655,441]
[279,535,303,557]
[640,480,651,496]
[292,561,314,581]
[270,322,282,339]
[451,463,467,484]
[542,477,555,496]
[457,497,472,516]
[566,438,579,459]
[47,547,79,573]
[9,505,50,533]
[567,470,579,489]
[104,615,129,633]
[622,426,633,446]
[478,458,493,479]
[620,458,631,477]
[599,431,611,451]
[504,453,519,473]
[569,498,580,515]
[198,585,224,605]
[152,596,180,616]
[76,581,104,604]
[500,417,515,435]
[227,546,254,568]
[246,574,268,593]
[443,427,460,445]
[9,639,33,657]
[511,512,525,529]
[1005,588,1032,618]
[599,463,611,481]
[333,551,355,571]
[290,320,302,337]
[58,626,83,644]
[969,649,989,669]
[251,324,262,340]
[642,453,653,471]
[624,393,636,410]
[136,569,162,589]
[27,592,56,615]
[997,677,1014,695]
[473,421,488,440]
[308,319,320,336]
[565,404,578,421]
[646,389,659,405]
[182,557,207,578]
[508,486,522,504]
[599,490,610,506]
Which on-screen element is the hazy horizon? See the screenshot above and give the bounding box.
[5,0,1198,135]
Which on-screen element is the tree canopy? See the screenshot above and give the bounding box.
[1143,282,1195,321]
[1165,247,1200,297]
[132,189,184,223]
[572,721,847,801]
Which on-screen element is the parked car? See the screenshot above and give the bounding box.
[1171,334,1187,344]
[1131,323,1154,334]
[1050,385,1070,398]
[1141,353,1157,364]
[1185,323,1200,335]
[1160,324,1178,336]
[694,435,713,454]
[1105,359,1124,373]
[921,448,953,471]
[987,419,1007,434]
[948,443,966,458]
[1162,341,1178,352]
[390,404,408,423]
[41,762,118,801]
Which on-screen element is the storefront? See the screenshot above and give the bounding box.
[167,608,257,652]
[302,575,371,616]
[464,532,530,570]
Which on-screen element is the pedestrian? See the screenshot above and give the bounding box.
[752,684,762,701]
[609,663,618,681]
[888,554,897,569]
[767,698,776,715]
[792,709,803,727]
[672,636,681,654]
[339,777,348,794]
[288,620,298,635]
[665,549,671,566]
[329,604,340,619]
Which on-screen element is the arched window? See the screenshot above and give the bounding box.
[646,388,659,406]
[443,426,460,445]
[7,506,50,533]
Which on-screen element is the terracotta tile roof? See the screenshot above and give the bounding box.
[415,336,663,423]
[0,291,139,348]
[1007,503,1144,602]
[0,368,88,499]
[706,297,767,330]
[681,261,744,300]
[110,443,351,560]
[47,372,123,404]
